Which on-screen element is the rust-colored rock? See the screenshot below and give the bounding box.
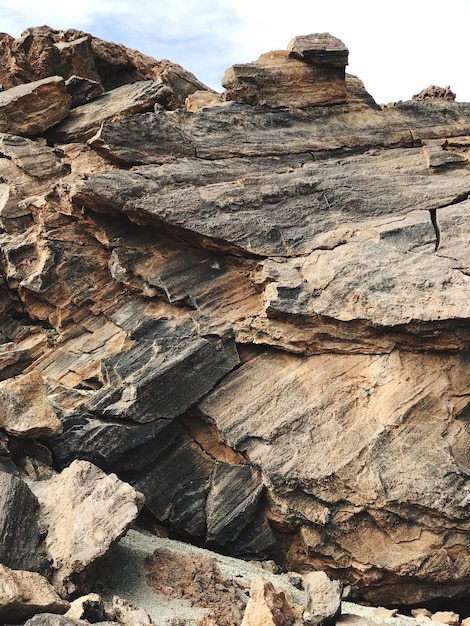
[0,76,70,135]
[240,576,303,626]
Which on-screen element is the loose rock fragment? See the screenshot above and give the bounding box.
[31,460,145,596]
[303,572,341,626]
[240,575,303,626]
[0,564,70,623]
[0,371,63,438]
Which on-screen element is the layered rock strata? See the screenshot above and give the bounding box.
[0,28,469,611]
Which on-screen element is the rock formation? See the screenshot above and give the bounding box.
[0,26,470,622]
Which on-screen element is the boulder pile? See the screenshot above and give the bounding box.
[0,26,470,623]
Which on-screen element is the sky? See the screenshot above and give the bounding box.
[1,0,470,104]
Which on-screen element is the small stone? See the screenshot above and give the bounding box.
[431,611,460,625]
[24,615,86,625]
[412,609,433,620]
[240,576,303,626]
[112,596,153,625]
[65,593,105,622]
[373,607,399,618]
[303,571,341,626]
[460,618,470,626]
[65,75,105,108]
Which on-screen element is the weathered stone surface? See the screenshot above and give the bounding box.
[0,472,44,571]
[0,371,63,438]
[51,80,172,142]
[1,28,470,611]
[30,460,144,596]
[240,576,303,626]
[0,76,70,135]
[287,33,349,67]
[0,26,211,109]
[0,133,68,179]
[413,85,456,101]
[112,597,153,626]
[0,564,70,623]
[206,462,263,545]
[146,546,247,626]
[222,50,348,108]
[65,75,104,107]
[303,571,341,626]
[199,348,470,604]
[431,612,460,625]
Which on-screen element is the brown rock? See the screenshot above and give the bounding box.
[287,33,348,67]
[303,571,341,626]
[146,547,246,626]
[31,460,145,596]
[431,612,460,625]
[185,90,225,111]
[0,76,70,135]
[51,80,171,143]
[222,49,348,108]
[0,563,70,623]
[240,576,303,626]
[0,371,63,438]
[413,85,456,101]
[65,75,105,107]
[412,608,432,622]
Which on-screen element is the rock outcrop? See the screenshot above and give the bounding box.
[0,27,470,616]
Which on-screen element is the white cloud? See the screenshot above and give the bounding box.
[1,0,469,101]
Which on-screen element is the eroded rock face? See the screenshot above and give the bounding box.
[0,27,470,608]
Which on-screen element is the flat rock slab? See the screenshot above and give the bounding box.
[0,76,70,135]
[51,80,174,143]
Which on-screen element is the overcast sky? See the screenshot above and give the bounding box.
[1,0,469,104]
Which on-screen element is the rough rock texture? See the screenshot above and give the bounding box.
[0,26,212,109]
[0,28,470,611]
[0,564,70,623]
[240,576,303,626]
[30,460,145,596]
[0,472,44,571]
[303,572,341,625]
[0,76,70,135]
[222,34,350,108]
[0,371,63,437]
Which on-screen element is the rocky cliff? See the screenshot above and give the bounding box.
[1,26,470,622]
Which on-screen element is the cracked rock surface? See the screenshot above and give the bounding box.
[0,26,470,612]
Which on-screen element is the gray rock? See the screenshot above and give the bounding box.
[65,75,105,108]
[0,472,44,571]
